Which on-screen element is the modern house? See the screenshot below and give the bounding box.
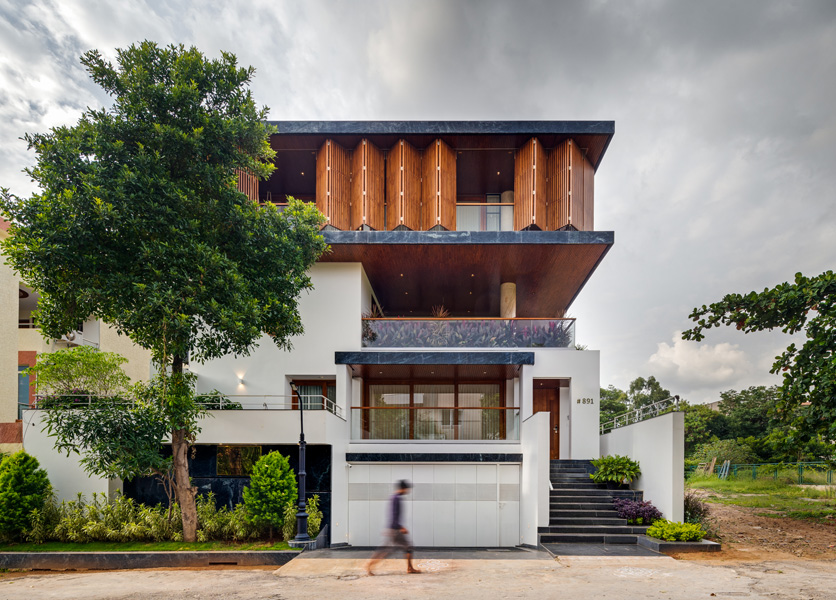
[15,121,684,548]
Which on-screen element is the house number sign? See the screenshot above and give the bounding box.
[576,398,594,405]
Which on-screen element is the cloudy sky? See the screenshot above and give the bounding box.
[1,0,834,403]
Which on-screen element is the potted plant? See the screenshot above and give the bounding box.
[590,454,641,489]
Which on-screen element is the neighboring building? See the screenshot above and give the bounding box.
[0,221,152,457]
[19,121,684,548]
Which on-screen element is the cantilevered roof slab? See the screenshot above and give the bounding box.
[321,230,613,318]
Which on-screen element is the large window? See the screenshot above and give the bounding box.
[356,382,514,440]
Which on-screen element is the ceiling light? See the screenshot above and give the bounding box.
[497,171,500,175]
[300,172,305,176]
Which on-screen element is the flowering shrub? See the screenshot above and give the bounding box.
[362,319,574,348]
[612,498,662,525]
[646,519,706,542]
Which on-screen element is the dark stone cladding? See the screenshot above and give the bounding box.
[268,120,615,136]
[334,351,535,366]
[346,453,523,463]
[0,552,298,570]
[322,229,614,246]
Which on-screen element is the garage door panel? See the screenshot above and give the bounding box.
[433,501,456,546]
[476,501,499,546]
[455,501,478,546]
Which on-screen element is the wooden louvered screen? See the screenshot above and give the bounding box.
[235,169,259,202]
[385,139,422,230]
[316,139,352,229]
[513,137,547,230]
[546,139,594,231]
[350,139,385,230]
[421,139,456,230]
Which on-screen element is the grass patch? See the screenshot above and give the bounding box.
[0,540,298,553]
[687,475,836,520]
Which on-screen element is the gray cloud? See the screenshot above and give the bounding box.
[1,0,834,403]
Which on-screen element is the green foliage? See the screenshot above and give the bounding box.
[589,454,641,485]
[683,491,711,525]
[683,271,836,449]
[718,386,777,439]
[599,385,629,425]
[27,493,182,543]
[682,403,729,456]
[40,375,189,482]
[280,495,324,540]
[195,493,261,542]
[646,520,706,542]
[242,452,297,533]
[26,346,130,397]
[0,451,52,541]
[306,495,323,539]
[691,438,757,465]
[628,376,670,409]
[282,501,297,542]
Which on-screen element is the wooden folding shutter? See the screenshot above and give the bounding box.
[386,139,422,230]
[316,139,351,229]
[235,169,259,202]
[421,139,456,230]
[546,139,594,231]
[513,137,547,230]
[350,139,385,230]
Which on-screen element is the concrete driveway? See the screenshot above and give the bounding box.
[1,548,834,599]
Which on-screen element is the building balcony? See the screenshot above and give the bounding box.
[455,203,514,232]
[361,318,575,349]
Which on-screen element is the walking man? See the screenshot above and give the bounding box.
[366,479,420,575]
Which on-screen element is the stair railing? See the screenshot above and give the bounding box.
[599,395,682,435]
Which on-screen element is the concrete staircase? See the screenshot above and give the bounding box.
[538,460,649,546]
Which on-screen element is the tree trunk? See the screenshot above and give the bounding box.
[171,355,199,543]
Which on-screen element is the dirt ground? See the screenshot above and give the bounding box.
[682,489,836,562]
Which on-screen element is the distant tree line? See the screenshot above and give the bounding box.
[600,376,833,465]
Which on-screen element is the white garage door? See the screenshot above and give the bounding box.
[347,463,520,547]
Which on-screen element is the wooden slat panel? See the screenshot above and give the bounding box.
[235,168,259,202]
[349,139,384,230]
[546,141,569,230]
[583,152,594,230]
[421,141,437,229]
[514,138,546,230]
[439,139,457,230]
[386,140,422,230]
[570,141,586,230]
[316,140,352,229]
[366,140,384,230]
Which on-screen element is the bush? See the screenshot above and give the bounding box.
[612,498,662,525]
[29,493,182,543]
[195,493,261,542]
[590,455,641,485]
[683,491,711,525]
[281,494,324,541]
[0,451,52,541]
[646,519,706,542]
[243,451,297,537]
[691,438,757,465]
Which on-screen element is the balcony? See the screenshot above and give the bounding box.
[361,318,575,349]
[455,203,514,232]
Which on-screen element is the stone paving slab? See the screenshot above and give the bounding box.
[542,542,664,557]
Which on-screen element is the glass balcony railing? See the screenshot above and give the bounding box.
[456,203,514,232]
[361,318,575,348]
[351,407,520,440]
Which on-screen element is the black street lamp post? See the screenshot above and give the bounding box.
[290,382,310,544]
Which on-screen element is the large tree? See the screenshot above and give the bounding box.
[627,375,671,409]
[718,385,777,440]
[683,271,836,451]
[0,42,327,541]
[599,385,629,425]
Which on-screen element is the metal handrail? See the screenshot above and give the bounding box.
[599,395,682,435]
[30,393,344,420]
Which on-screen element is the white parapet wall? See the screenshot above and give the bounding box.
[599,411,684,521]
[520,410,550,546]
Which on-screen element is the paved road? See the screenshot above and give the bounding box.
[1,549,835,599]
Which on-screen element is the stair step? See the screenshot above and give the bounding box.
[539,525,648,535]
[538,533,639,544]
[550,482,607,490]
[550,509,620,518]
[550,489,641,498]
[549,502,615,511]
[549,518,629,526]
